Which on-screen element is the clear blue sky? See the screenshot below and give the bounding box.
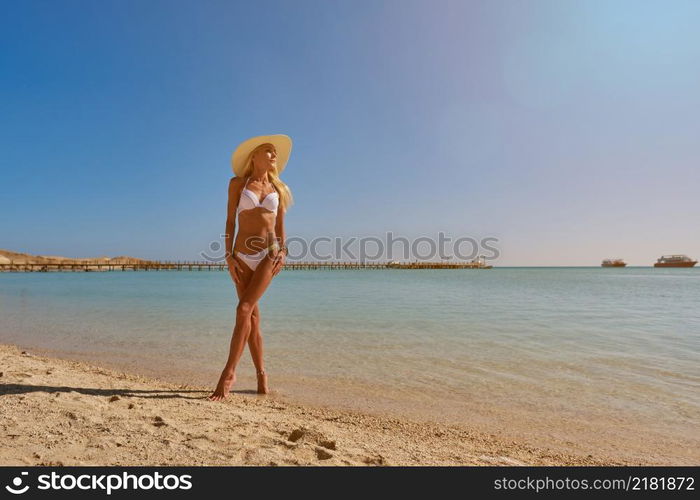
[1,0,698,265]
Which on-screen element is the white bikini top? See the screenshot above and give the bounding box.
[236,177,279,217]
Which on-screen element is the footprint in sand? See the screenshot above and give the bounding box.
[152,416,167,427]
[314,446,333,460]
[363,454,388,465]
[282,427,337,460]
[319,439,336,450]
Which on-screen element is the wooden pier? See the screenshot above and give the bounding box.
[0,260,492,272]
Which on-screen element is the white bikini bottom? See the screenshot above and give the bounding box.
[236,242,280,272]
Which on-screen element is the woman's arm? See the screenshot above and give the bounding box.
[274,205,286,251]
[272,206,287,276]
[225,178,243,282]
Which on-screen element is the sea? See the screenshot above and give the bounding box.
[1,267,698,462]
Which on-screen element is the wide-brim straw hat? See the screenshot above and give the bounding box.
[231,134,292,177]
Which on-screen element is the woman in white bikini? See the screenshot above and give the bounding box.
[209,134,293,401]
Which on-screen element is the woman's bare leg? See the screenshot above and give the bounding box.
[247,305,262,372]
[247,306,269,393]
[209,252,277,400]
[208,257,252,400]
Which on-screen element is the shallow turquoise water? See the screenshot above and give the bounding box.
[1,267,698,451]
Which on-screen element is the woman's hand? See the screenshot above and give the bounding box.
[272,249,286,277]
[226,254,243,284]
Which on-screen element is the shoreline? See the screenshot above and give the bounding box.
[0,342,673,466]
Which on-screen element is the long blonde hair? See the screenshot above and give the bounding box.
[241,143,294,211]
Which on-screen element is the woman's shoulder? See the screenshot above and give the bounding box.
[229,176,246,188]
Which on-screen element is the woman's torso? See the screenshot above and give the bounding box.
[233,177,279,254]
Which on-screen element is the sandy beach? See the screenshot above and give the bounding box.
[0,343,665,466]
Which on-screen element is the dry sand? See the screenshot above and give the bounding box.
[0,343,659,466]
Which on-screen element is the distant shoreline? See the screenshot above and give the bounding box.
[2,264,697,272]
[3,248,697,269]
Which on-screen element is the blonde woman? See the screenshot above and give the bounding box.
[209,134,293,401]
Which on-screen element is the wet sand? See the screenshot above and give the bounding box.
[0,343,679,466]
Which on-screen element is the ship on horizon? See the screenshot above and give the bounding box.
[653,255,697,268]
[602,258,626,267]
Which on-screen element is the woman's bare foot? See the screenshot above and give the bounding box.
[257,370,269,395]
[208,370,236,401]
